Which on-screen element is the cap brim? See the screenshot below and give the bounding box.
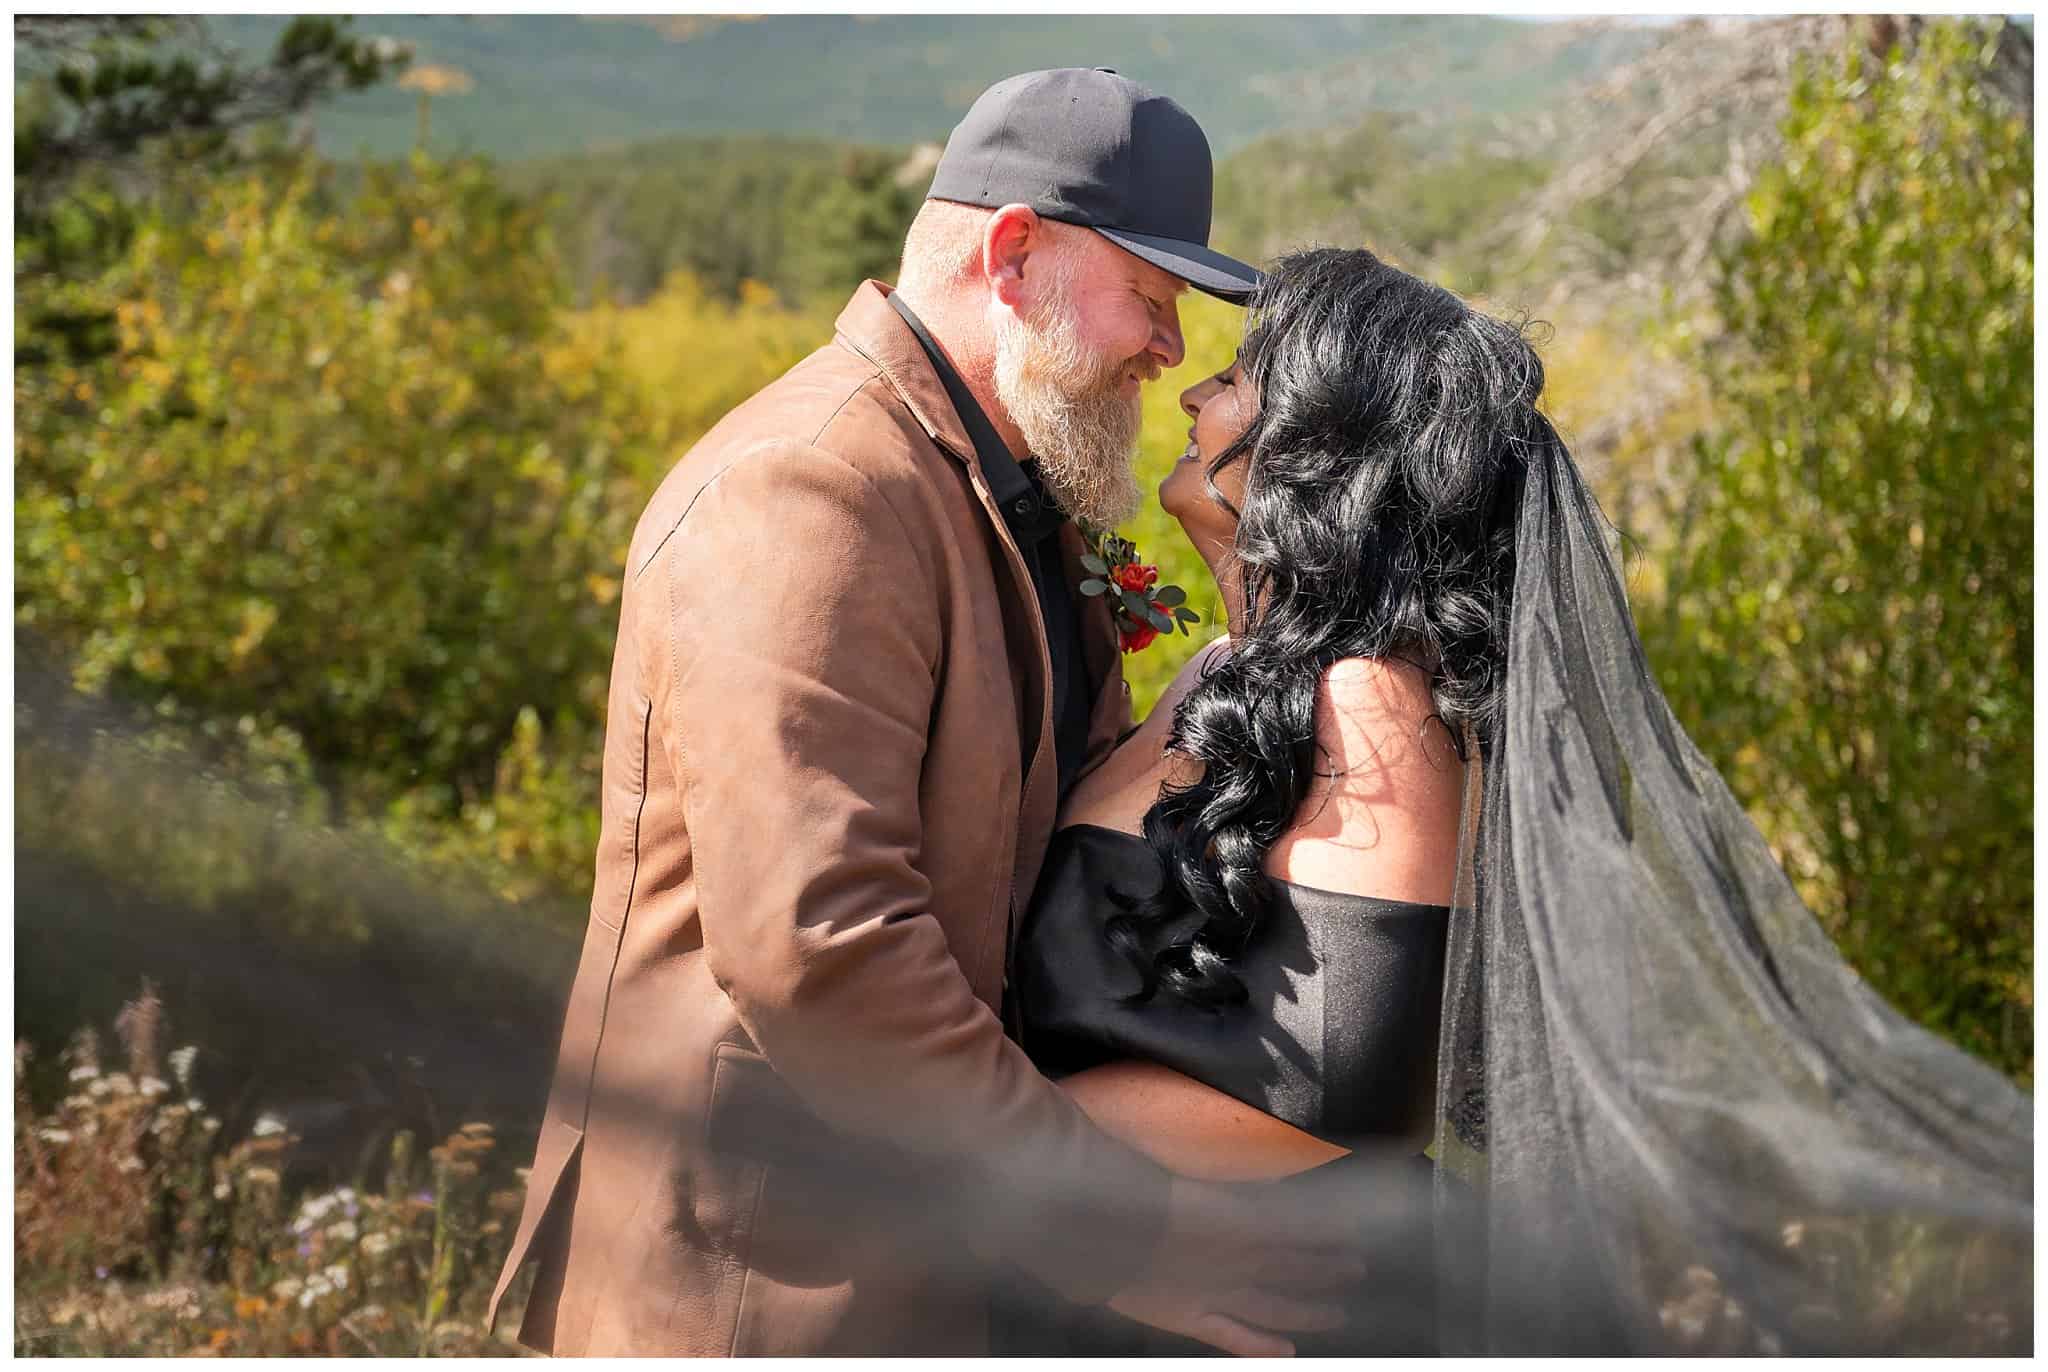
[1092,226,1264,304]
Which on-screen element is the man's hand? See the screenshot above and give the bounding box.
[1106,1174,1365,1357]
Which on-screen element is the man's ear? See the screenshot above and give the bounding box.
[981,204,1041,312]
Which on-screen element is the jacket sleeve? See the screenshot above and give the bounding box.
[652,439,1170,1300]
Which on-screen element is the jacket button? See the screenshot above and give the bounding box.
[1014,497,1031,514]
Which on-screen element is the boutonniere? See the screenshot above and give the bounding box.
[1078,528,1201,653]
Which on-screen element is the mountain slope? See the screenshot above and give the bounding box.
[203,14,1661,162]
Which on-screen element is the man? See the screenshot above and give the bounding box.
[486,68,1345,1356]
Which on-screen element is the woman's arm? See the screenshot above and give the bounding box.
[1058,1058,1350,1182]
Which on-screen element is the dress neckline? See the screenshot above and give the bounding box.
[1058,822,1452,914]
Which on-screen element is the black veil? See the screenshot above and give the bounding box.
[1423,424,2032,1354]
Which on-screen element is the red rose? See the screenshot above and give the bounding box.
[1118,620,1160,654]
[1111,563,1159,594]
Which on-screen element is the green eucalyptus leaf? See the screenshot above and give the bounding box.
[1080,554,1109,576]
[1147,607,1175,633]
[1154,585,1187,608]
[1079,578,1108,596]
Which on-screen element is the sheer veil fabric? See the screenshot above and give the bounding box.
[1424,428,2031,1354]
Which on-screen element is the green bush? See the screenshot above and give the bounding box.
[1644,21,2032,1082]
[15,150,656,817]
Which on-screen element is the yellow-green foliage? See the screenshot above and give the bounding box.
[1642,22,2032,1082]
[1116,292,1244,719]
[14,151,653,804]
[562,272,838,482]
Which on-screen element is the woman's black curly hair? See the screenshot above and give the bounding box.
[1105,247,1551,1008]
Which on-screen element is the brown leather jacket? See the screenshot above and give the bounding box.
[486,281,1171,1355]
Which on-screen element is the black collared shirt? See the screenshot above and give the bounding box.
[888,292,1094,803]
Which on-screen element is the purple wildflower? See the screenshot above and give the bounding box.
[413,1190,432,1204]
[344,1201,359,1219]
[95,1266,109,1281]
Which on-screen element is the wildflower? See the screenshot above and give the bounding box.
[88,1078,114,1098]
[213,1181,231,1201]
[243,1166,280,1187]
[271,1277,303,1301]
[328,1220,359,1242]
[360,1232,394,1258]
[323,1263,350,1289]
[95,1266,110,1281]
[36,1127,72,1144]
[234,1295,267,1319]
[336,1186,357,1203]
[251,1113,287,1138]
[185,1097,204,1113]
[68,1065,100,1082]
[116,1154,145,1173]
[412,1189,433,1204]
[168,1045,198,1087]
[138,1076,170,1097]
[105,1073,135,1095]
[201,1116,220,1133]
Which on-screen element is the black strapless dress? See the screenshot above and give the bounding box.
[995,824,1451,1355]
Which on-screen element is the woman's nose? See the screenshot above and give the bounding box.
[1180,377,1211,420]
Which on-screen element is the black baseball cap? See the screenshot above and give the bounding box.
[926,67,1262,304]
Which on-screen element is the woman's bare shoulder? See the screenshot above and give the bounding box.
[1264,654,1465,905]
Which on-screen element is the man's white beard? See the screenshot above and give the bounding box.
[992,271,1145,530]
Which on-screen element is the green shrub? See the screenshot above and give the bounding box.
[1644,21,2032,1082]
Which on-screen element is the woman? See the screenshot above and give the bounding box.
[1001,249,2031,1355]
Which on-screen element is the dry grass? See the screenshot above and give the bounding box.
[15,986,536,1357]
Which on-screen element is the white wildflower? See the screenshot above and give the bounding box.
[116,1154,145,1173]
[213,1181,231,1201]
[201,1117,220,1133]
[88,1078,113,1098]
[168,1045,198,1088]
[36,1127,72,1145]
[185,1098,204,1113]
[335,1186,356,1203]
[243,1166,280,1187]
[105,1073,135,1095]
[327,1220,359,1242]
[68,1065,100,1082]
[138,1076,169,1098]
[271,1277,304,1301]
[252,1112,287,1138]
[323,1262,350,1289]
[360,1232,394,1258]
